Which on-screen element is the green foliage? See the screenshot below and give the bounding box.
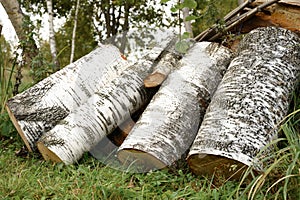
[192,0,237,35]
[30,44,54,83]
[167,0,237,37]
[175,32,192,53]
[54,4,98,67]
[170,0,198,12]
[19,0,76,17]
[0,38,17,138]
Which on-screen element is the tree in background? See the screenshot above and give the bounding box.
[46,0,59,70]
[70,0,80,64]
[0,0,38,67]
[192,0,238,35]
[2,0,238,78]
[55,2,98,67]
[16,0,175,67]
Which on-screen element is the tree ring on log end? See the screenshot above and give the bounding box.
[143,72,166,88]
[187,154,255,180]
[37,142,63,163]
[117,149,167,173]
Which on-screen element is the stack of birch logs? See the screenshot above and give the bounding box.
[6,0,300,180]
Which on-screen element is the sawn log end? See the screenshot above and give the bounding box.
[5,103,33,152]
[37,141,63,163]
[187,154,254,180]
[143,72,166,88]
[117,149,167,172]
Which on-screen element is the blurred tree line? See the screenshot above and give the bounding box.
[1,0,237,82]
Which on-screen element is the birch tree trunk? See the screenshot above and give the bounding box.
[117,42,233,172]
[46,0,59,70]
[36,35,176,164]
[187,27,300,179]
[70,0,80,64]
[0,0,38,65]
[181,0,193,38]
[6,45,129,151]
[0,0,24,42]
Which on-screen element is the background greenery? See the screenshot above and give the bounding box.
[1,0,299,199]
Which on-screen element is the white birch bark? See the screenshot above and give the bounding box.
[6,45,129,151]
[37,35,176,164]
[46,0,58,68]
[70,0,80,64]
[188,27,300,178]
[117,42,233,172]
[0,0,24,41]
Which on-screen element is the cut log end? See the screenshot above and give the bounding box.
[108,119,135,146]
[143,72,166,88]
[187,154,251,180]
[5,104,33,152]
[37,142,63,163]
[117,149,167,172]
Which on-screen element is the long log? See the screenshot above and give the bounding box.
[6,45,129,151]
[187,27,300,179]
[117,42,233,172]
[36,35,176,164]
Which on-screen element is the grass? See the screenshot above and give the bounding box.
[0,112,299,199]
[0,142,241,199]
[0,87,299,200]
[0,1,299,198]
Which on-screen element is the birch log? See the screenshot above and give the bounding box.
[37,36,176,164]
[117,42,233,172]
[187,27,300,179]
[143,51,181,88]
[6,45,129,151]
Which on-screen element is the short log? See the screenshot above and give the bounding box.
[36,35,176,164]
[117,42,233,172]
[6,45,129,151]
[187,27,300,179]
[143,51,181,88]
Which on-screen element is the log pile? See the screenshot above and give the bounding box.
[6,45,130,152]
[118,42,233,172]
[5,0,300,180]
